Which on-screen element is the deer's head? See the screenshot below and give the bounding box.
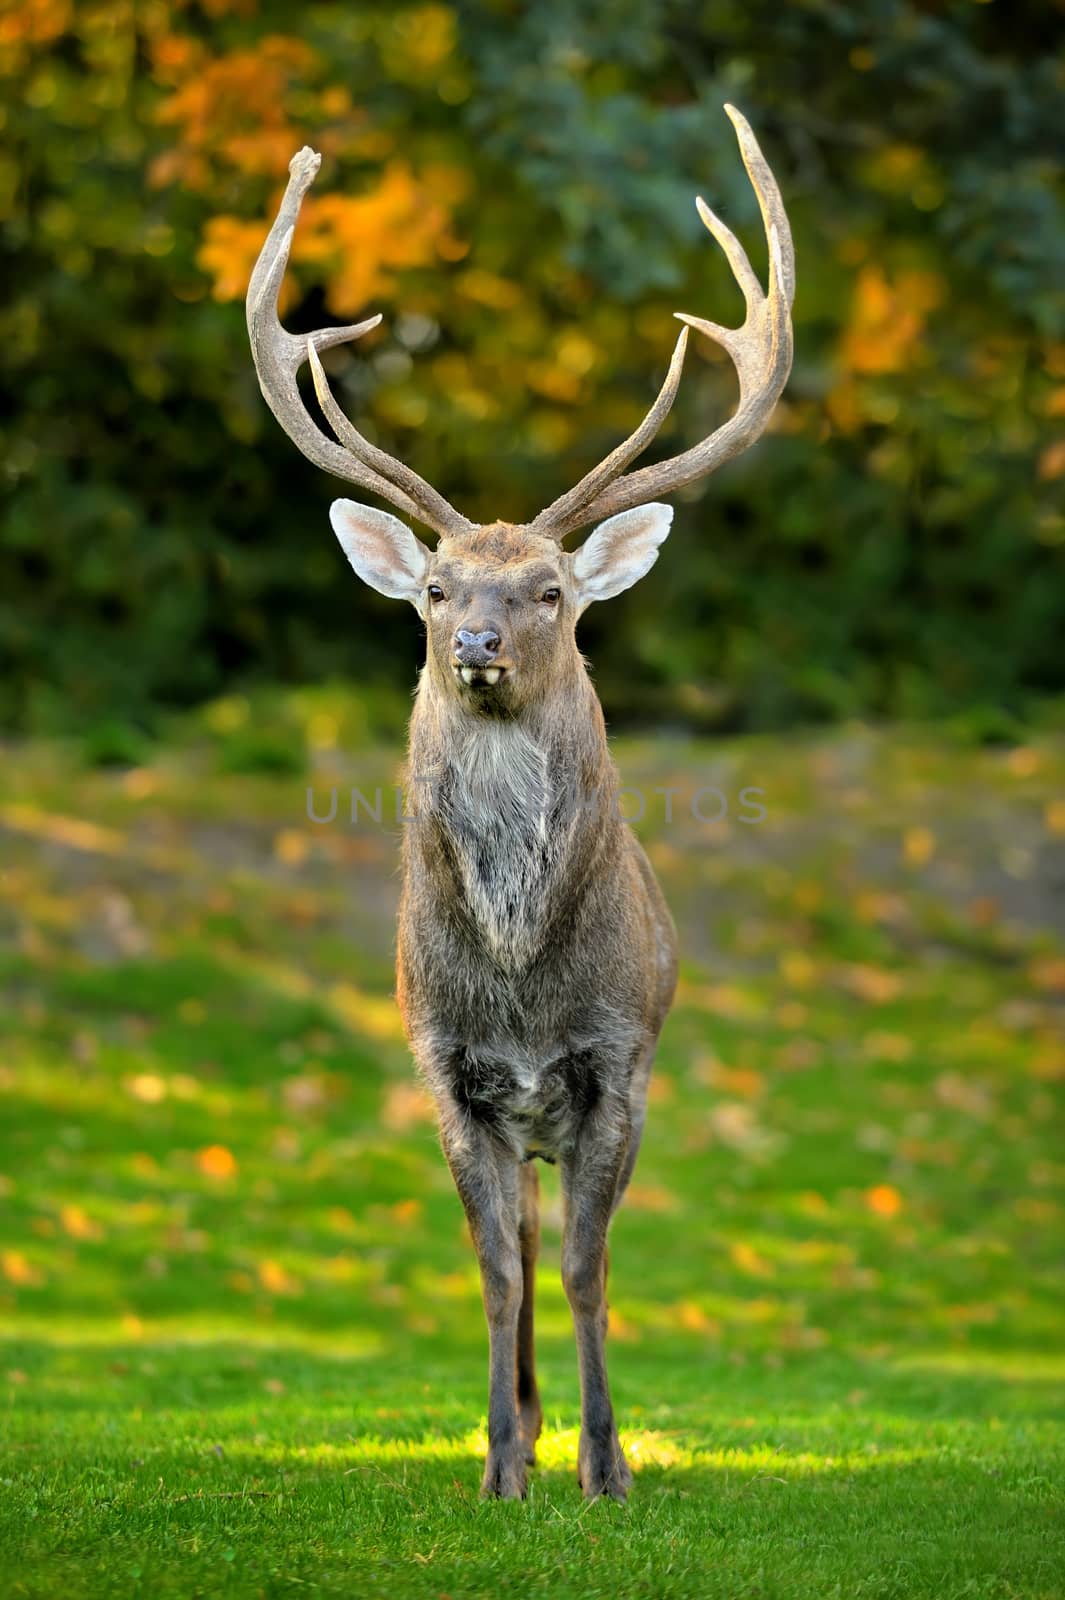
[324,510,672,713]
[247,107,794,716]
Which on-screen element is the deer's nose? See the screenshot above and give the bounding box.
[453,628,502,666]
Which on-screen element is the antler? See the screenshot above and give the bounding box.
[246,147,474,539]
[249,111,791,544]
[527,105,795,542]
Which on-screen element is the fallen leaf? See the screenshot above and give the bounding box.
[381,1081,436,1131]
[127,1073,166,1104]
[197,1145,237,1179]
[625,1184,681,1214]
[258,1259,301,1296]
[730,1240,774,1277]
[329,982,405,1042]
[607,1307,641,1341]
[674,1301,721,1335]
[1045,800,1065,835]
[774,1037,820,1072]
[903,826,935,866]
[1006,747,1040,778]
[865,1184,903,1218]
[1029,956,1065,993]
[935,1072,994,1119]
[776,1001,808,1028]
[862,1032,913,1062]
[60,1203,104,1241]
[704,1064,765,1099]
[1,1250,43,1287]
[708,1101,779,1156]
[843,964,902,1004]
[780,951,817,989]
[282,1072,329,1114]
[273,829,310,866]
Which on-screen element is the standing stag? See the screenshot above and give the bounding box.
[247,105,794,1501]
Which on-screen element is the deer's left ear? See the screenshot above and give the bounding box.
[572,504,673,608]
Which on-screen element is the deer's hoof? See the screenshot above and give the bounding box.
[578,1441,632,1502]
[480,1448,528,1500]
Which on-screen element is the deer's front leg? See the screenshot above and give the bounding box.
[560,1109,633,1502]
[441,1120,527,1499]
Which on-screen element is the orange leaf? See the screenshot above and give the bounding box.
[197,1144,237,1179]
[1006,746,1041,777]
[675,1301,721,1335]
[625,1184,680,1214]
[1030,956,1065,993]
[197,215,270,302]
[1037,440,1065,481]
[730,1240,774,1277]
[843,964,902,1005]
[60,1204,103,1241]
[258,1259,301,1295]
[903,826,935,866]
[865,1184,903,1218]
[2,1249,43,1286]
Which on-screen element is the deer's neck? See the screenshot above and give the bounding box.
[406,663,614,966]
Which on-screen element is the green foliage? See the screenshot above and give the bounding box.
[79,718,152,770]
[214,730,308,777]
[1,1,1063,731]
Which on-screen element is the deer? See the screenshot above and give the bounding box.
[247,104,794,1502]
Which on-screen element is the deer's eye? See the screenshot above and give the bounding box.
[541,587,561,605]
[427,584,446,603]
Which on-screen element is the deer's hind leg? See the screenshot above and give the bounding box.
[517,1159,543,1465]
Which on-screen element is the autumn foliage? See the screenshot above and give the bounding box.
[0,0,1062,732]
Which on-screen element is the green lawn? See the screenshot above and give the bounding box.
[2,701,1064,1598]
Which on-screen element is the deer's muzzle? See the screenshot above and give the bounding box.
[453,628,503,668]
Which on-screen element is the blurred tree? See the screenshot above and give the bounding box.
[0,0,1062,732]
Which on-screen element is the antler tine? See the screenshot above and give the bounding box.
[306,340,476,535]
[538,106,794,541]
[247,148,474,539]
[725,101,796,311]
[527,327,689,541]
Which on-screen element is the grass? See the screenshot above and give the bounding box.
[1,698,1064,1597]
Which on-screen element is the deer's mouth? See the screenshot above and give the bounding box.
[453,663,508,688]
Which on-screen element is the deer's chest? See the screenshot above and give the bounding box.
[434,727,567,967]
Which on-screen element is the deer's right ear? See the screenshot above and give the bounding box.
[329,500,431,605]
